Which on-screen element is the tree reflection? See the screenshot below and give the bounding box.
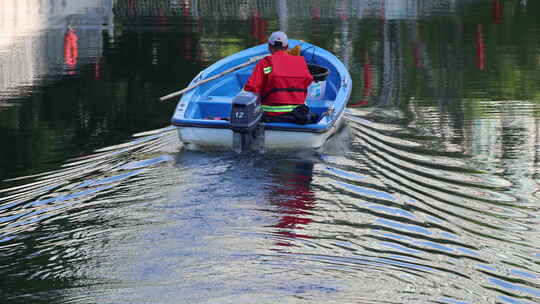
[3,0,540,193]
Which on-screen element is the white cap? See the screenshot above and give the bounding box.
[268,31,288,47]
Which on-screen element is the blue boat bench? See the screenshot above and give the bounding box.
[196,95,333,122]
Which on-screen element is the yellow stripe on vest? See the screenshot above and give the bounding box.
[262,105,298,113]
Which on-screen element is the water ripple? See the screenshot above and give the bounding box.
[257,112,540,303]
[2,115,540,303]
[0,126,180,295]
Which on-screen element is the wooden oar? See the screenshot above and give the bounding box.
[159,54,268,102]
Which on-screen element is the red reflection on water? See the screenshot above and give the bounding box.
[64,28,78,72]
[311,0,322,41]
[350,52,372,107]
[158,7,167,27]
[338,0,349,21]
[250,10,268,44]
[311,5,321,20]
[492,0,502,24]
[414,30,423,69]
[380,0,386,21]
[128,0,136,15]
[269,167,316,248]
[183,0,191,16]
[94,58,102,80]
[179,2,201,63]
[183,18,194,61]
[476,24,485,71]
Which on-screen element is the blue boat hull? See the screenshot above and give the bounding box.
[171,39,352,150]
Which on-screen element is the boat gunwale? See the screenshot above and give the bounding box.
[172,120,333,134]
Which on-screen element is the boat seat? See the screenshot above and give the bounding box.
[306,99,334,116]
[192,100,231,120]
[194,96,333,121]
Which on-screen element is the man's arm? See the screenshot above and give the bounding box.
[243,60,267,93]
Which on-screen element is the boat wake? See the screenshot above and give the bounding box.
[1,115,539,303]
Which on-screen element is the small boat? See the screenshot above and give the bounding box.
[170,39,352,152]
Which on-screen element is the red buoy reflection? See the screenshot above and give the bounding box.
[63,27,79,72]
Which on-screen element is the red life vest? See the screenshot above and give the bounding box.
[262,53,313,106]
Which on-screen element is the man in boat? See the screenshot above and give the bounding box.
[244,31,318,124]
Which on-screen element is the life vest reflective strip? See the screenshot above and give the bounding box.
[262,105,298,112]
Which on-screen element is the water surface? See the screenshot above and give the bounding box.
[2,1,540,303]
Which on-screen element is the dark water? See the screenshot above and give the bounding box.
[2,0,540,303]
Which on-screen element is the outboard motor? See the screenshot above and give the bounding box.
[230,91,264,153]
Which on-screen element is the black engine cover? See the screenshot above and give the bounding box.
[230,91,264,153]
[230,91,262,133]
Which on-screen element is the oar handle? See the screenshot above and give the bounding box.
[159,85,194,102]
[159,54,268,102]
